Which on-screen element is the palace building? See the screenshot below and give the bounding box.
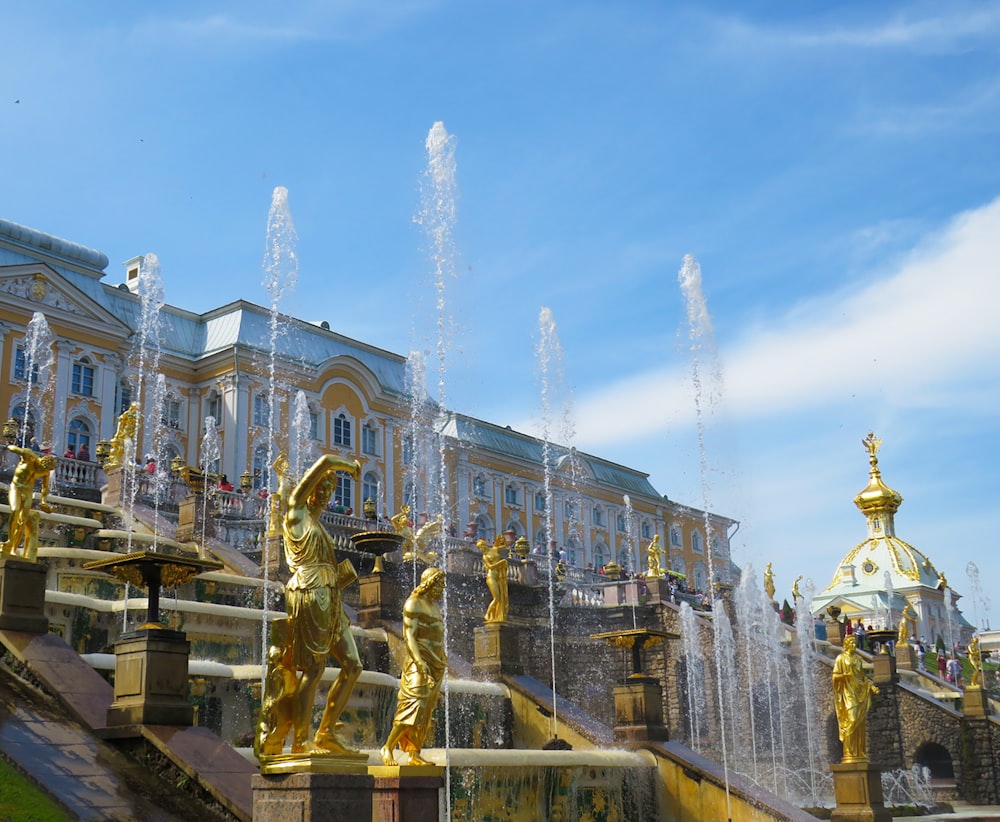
[0,217,736,587]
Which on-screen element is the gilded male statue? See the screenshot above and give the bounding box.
[832,635,879,761]
[106,402,139,469]
[380,567,447,766]
[479,535,509,624]
[645,535,665,579]
[282,453,363,754]
[1,445,56,561]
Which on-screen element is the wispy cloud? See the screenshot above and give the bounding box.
[564,197,1000,448]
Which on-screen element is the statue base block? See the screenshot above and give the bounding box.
[894,642,915,672]
[176,494,215,544]
[253,772,374,821]
[259,751,369,775]
[0,556,49,634]
[369,766,444,822]
[473,623,523,679]
[830,761,891,822]
[106,628,193,727]
[872,653,897,684]
[963,685,990,718]
[358,573,399,628]
[613,676,669,744]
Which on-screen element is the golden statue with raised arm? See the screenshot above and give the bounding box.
[898,600,917,644]
[479,535,509,624]
[380,567,447,766]
[968,635,983,689]
[281,453,362,755]
[1,445,56,561]
[106,402,139,470]
[764,562,776,603]
[645,535,665,579]
[832,635,879,762]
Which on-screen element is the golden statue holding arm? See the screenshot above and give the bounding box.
[380,567,447,766]
[1,445,56,561]
[479,535,509,624]
[645,535,665,579]
[968,635,983,689]
[764,562,776,603]
[280,453,363,755]
[832,635,879,762]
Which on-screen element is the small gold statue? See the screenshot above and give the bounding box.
[645,535,665,579]
[393,506,442,565]
[968,635,983,689]
[106,402,139,470]
[898,600,917,644]
[280,453,363,755]
[479,535,509,624]
[792,575,803,602]
[764,562,776,603]
[268,453,290,537]
[1,445,56,561]
[832,635,879,762]
[380,567,447,766]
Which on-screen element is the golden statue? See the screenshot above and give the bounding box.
[255,622,298,757]
[1,445,56,561]
[268,453,290,537]
[281,453,363,755]
[645,535,665,579]
[792,575,803,602]
[764,562,776,603]
[393,506,442,565]
[898,600,917,644]
[106,402,139,470]
[380,567,447,766]
[832,635,879,762]
[968,635,983,688]
[862,431,881,462]
[479,535,509,624]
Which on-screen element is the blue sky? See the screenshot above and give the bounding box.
[4,2,999,625]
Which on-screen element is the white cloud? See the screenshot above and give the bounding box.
[567,197,1000,449]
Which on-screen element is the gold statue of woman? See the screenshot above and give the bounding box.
[764,562,776,603]
[968,635,983,689]
[898,600,917,644]
[832,635,879,762]
[479,535,509,624]
[380,568,447,766]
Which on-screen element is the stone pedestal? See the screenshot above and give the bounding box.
[369,766,444,822]
[644,577,672,604]
[262,533,284,579]
[253,772,374,821]
[613,676,669,744]
[358,573,399,629]
[872,652,896,685]
[963,685,990,718]
[827,619,845,647]
[176,494,215,543]
[894,642,915,672]
[830,761,891,822]
[0,556,49,633]
[473,623,523,679]
[106,628,194,727]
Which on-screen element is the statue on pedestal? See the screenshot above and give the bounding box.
[278,453,363,755]
[1,445,56,561]
[380,568,447,766]
[479,535,509,624]
[832,635,879,762]
[764,562,776,603]
[106,402,139,470]
[968,635,983,688]
[645,535,665,579]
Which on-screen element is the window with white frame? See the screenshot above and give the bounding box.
[332,472,353,510]
[118,378,133,415]
[593,544,607,568]
[670,525,682,547]
[616,513,626,532]
[333,413,352,447]
[253,394,270,427]
[472,475,487,497]
[693,562,707,592]
[362,472,379,508]
[692,530,703,553]
[641,522,651,539]
[564,499,576,519]
[72,358,95,396]
[504,483,519,506]
[67,419,92,455]
[592,507,603,526]
[162,397,181,429]
[206,392,222,426]
[402,435,414,464]
[309,411,319,440]
[534,492,546,512]
[13,346,41,385]
[362,422,378,455]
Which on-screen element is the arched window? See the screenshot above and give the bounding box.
[362,422,378,455]
[671,556,687,578]
[475,513,495,542]
[693,562,707,592]
[692,530,703,553]
[72,357,95,396]
[333,472,353,511]
[566,536,580,566]
[618,548,631,568]
[117,377,134,415]
[9,405,35,446]
[670,525,682,547]
[333,413,352,447]
[640,521,651,539]
[67,418,92,453]
[592,543,608,569]
[616,514,626,532]
[472,474,487,497]
[535,528,547,550]
[252,444,269,489]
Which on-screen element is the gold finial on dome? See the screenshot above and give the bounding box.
[854,432,902,516]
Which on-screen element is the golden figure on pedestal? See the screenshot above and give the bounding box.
[968,635,983,688]
[1,445,56,561]
[645,535,665,579]
[479,535,509,624]
[393,505,442,565]
[764,562,776,603]
[898,600,917,644]
[380,567,447,766]
[256,453,364,760]
[106,402,139,470]
[832,635,879,762]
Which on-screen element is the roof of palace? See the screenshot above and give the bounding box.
[812,435,953,611]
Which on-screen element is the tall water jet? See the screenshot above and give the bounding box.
[677,253,733,817]
[415,121,459,809]
[793,579,824,806]
[623,494,637,628]
[18,311,55,448]
[678,601,707,755]
[536,306,566,738]
[966,561,987,631]
[260,186,298,684]
[200,416,222,547]
[290,390,317,481]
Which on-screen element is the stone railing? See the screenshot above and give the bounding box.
[53,456,104,489]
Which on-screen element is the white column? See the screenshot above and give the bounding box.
[51,339,74,451]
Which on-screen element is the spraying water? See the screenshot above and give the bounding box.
[403,351,434,589]
[200,417,222,546]
[19,312,55,448]
[677,253,733,819]
[291,390,317,481]
[966,561,987,631]
[623,494,638,629]
[260,186,299,685]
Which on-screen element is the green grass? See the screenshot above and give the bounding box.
[0,757,71,822]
